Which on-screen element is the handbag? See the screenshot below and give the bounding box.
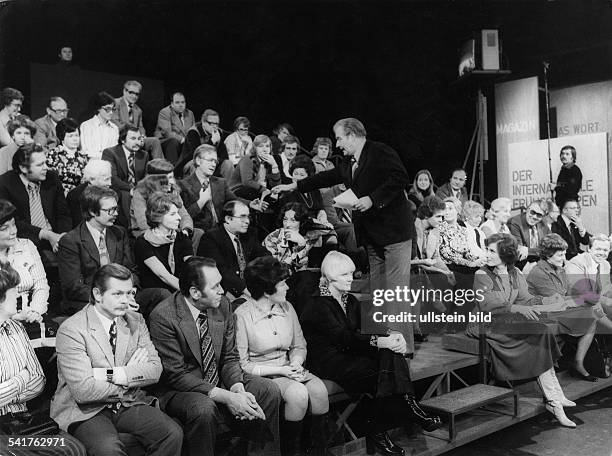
[0,410,59,436]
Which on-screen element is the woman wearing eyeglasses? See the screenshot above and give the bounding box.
[46,118,88,195]
[224,116,253,166]
[80,91,119,160]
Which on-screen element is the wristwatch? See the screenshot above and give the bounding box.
[106,368,114,383]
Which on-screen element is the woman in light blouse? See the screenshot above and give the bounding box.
[46,118,88,195]
[0,199,49,327]
[235,256,329,456]
[224,116,253,166]
[0,261,86,456]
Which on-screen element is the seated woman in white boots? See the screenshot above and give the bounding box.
[466,233,577,428]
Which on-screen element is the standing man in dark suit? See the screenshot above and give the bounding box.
[179,145,266,232]
[273,118,415,351]
[0,143,71,257]
[197,201,269,300]
[149,256,282,456]
[58,186,137,314]
[508,199,551,266]
[154,92,195,163]
[33,96,69,148]
[552,198,591,260]
[111,80,163,160]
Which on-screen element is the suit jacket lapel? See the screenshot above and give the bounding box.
[352,143,369,183]
[220,228,238,267]
[177,296,202,367]
[86,306,115,365]
[134,150,147,180]
[207,307,224,365]
[80,223,101,264]
[114,316,130,365]
[106,228,120,262]
[520,215,530,244]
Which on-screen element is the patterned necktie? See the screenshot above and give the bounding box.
[198,313,219,386]
[201,178,218,224]
[529,225,539,249]
[235,237,246,278]
[127,151,136,187]
[475,228,483,248]
[595,264,602,295]
[98,232,110,265]
[28,183,49,229]
[109,321,117,355]
[351,157,358,178]
[128,104,134,124]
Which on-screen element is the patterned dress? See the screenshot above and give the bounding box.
[46,145,89,195]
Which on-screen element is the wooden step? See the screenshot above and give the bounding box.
[419,384,515,415]
[441,333,480,355]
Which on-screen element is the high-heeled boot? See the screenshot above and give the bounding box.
[550,369,576,407]
[537,368,576,428]
[403,395,442,432]
[282,420,303,456]
[365,432,404,456]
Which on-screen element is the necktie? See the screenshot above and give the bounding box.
[529,225,539,249]
[98,232,110,265]
[198,312,219,386]
[475,228,483,248]
[109,321,117,356]
[595,264,602,295]
[128,104,134,124]
[351,157,358,178]
[235,237,246,278]
[28,183,49,230]
[127,151,136,187]
[201,179,218,224]
[339,208,352,224]
[178,112,184,127]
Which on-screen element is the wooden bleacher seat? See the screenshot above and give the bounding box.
[323,379,371,443]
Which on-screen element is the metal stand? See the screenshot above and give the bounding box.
[462,88,488,203]
[543,61,555,200]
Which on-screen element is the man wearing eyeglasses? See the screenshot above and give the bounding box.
[552,198,591,260]
[175,108,232,179]
[436,168,469,205]
[33,96,68,148]
[0,87,24,147]
[112,80,163,160]
[197,200,270,300]
[508,199,551,266]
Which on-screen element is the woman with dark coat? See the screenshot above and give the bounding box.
[300,251,441,455]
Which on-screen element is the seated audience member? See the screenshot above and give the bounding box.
[149,256,282,456]
[102,124,150,193]
[134,192,193,295]
[552,198,590,260]
[467,233,576,427]
[131,159,193,238]
[58,185,137,315]
[198,200,269,300]
[67,159,130,228]
[270,122,294,155]
[301,252,441,455]
[51,264,183,456]
[435,168,468,204]
[311,137,335,172]
[277,155,336,248]
[408,169,437,210]
[0,143,71,260]
[508,199,551,266]
[0,261,86,456]
[235,256,329,455]
[80,91,119,160]
[178,144,267,233]
[47,118,89,195]
[0,199,49,325]
[230,134,281,201]
[263,202,316,273]
[111,80,163,160]
[273,135,300,184]
[225,116,253,166]
[554,145,582,209]
[0,114,36,174]
[527,233,612,382]
[175,108,232,178]
[154,91,195,163]
[480,197,512,237]
[34,96,69,148]
[0,87,24,147]
[543,198,560,231]
[462,200,487,259]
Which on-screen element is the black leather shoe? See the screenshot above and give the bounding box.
[365,432,405,455]
[570,368,598,382]
[404,395,442,432]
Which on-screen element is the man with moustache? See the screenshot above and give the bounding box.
[553,145,582,210]
[149,256,281,456]
[272,118,415,352]
[273,135,300,184]
[51,263,183,456]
